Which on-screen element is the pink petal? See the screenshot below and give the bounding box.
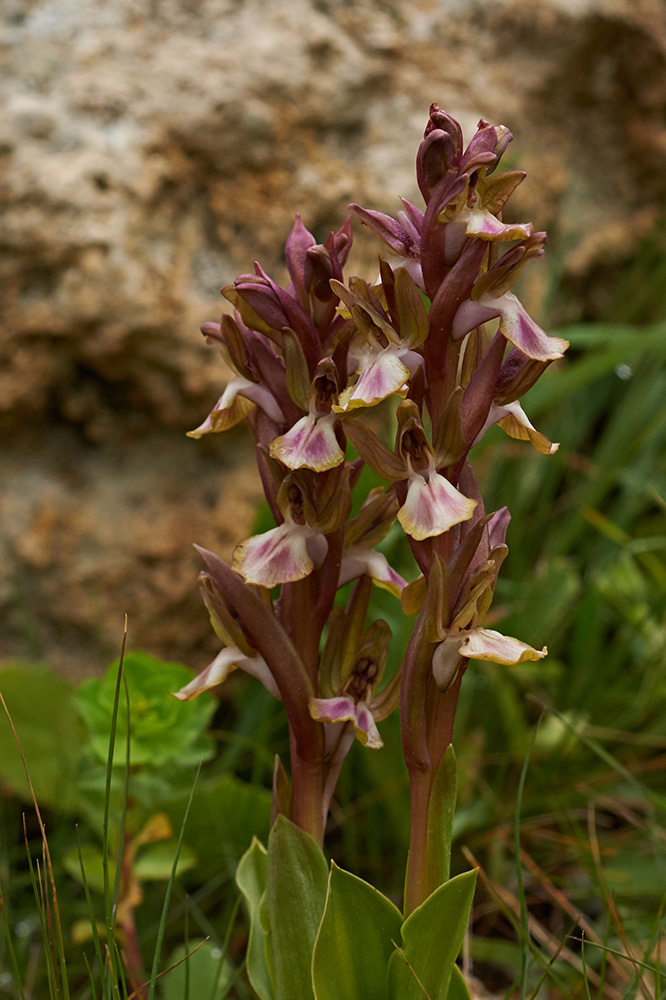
[474,400,559,454]
[458,627,547,664]
[496,400,559,454]
[398,469,477,540]
[309,696,383,749]
[335,348,410,410]
[485,292,569,361]
[462,208,532,242]
[269,413,345,471]
[172,647,280,700]
[338,549,407,598]
[451,299,502,341]
[187,378,284,438]
[232,519,318,587]
[187,379,255,438]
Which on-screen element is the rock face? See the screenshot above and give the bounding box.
[2,0,665,678]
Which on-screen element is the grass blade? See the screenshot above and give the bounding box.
[148,762,202,1000]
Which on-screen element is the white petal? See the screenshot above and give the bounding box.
[172,647,280,700]
[485,292,569,361]
[335,348,410,411]
[458,627,547,664]
[462,208,532,242]
[232,520,317,587]
[338,548,407,597]
[269,413,344,471]
[398,470,477,540]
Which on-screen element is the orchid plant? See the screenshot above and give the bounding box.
[174,104,568,1000]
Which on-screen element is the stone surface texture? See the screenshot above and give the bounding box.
[2,0,666,678]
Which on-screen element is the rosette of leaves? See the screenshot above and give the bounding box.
[76,652,216,768]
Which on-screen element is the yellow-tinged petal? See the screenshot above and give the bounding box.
[187,382,255,438]
[461,208,533,242]
[398,468,477,541]
[497,400,559,455]
[172,646,280,700]
[458,627,547,664]
[491,292,569,361]
[338,548,407,598]
[232,519,322,587]
[334,348,410,411]
[269,413,344,471]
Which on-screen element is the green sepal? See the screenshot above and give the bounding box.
[343,486,398,551]
[394,267,429,348]
[401,575,427,616]
[426,745,456,886]
[282,328,312,411]
[312,863,402,1000]
[387,869,477,1000]
[424,554,448,642]
[342,418,406,482]
[265,815,328,1000]
[235,838,275,1000]
[315,464,353,534]
[222,285,280,341]
[432,387,466,468]
[221,313,255,381]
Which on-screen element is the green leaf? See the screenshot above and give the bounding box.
[446,965,473,999]
[0,664,84,812]
[312,862,403,1000]
[387,870,477,1000]
[265,816,328,1000]
[236,839,274,1000]
[76,652,215,768]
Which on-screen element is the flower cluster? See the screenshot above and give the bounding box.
[176,105,566,849]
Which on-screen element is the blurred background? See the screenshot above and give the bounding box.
[2,0,666,680]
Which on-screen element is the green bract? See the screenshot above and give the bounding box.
[76,652,215,767]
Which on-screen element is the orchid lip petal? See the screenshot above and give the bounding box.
[486,292,569,361]
[475,400,559,454]
[451,299,501,341]
[309,696,383,749]
[232,517,321,587]
[269,412,345,471]
[398,466,477,540]
[187,378,285,438]
[462,208,533,242]
[338,549,407,597]
[187,378,255,437]
[172,646,280,701]
[335,348,411,411]
[457,627,547,664]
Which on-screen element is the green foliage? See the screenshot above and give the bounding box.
[237,830,473,1000]
[387,870,477,1000]
[312,863,402,1000]
[0,665,85,811]
[75,652,216,768]
[160,938,233,1000]
[264,816,329,1000]
[236,838,273,1000]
